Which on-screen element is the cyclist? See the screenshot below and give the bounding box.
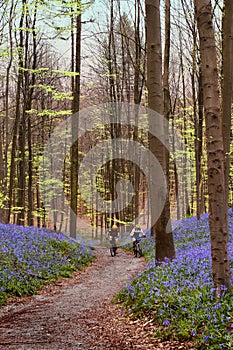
[130,224,145,250]
[107,224,120,252]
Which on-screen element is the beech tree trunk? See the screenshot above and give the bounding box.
[146,0,175,261]
[0,128,4,222]
[194,0,231,295]
[222,0,233,208]
[163,0,171,123]
[8,0,26,223]
[70,2,81,238]
[196,67,204,219]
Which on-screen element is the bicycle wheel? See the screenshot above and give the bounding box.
[133,243,137,257]
[137,243,142,257]
[110,247,115,257]
[110,243,117,256]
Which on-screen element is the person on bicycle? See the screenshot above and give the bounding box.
[130,224,145,250]
[107,224,120,250]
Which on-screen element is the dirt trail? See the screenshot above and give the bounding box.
[0,247,191,350]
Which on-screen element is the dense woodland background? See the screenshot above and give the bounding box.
[2,4,233,345]
[0,0,232,254]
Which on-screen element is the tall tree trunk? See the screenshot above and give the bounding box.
[171,91,181,220]
[163,0,171,123]
[70,2,81,238]
[146,0,175,261]
[196,67,204,219]
[17,11,30,225]
[163,0,173,219]
[0,128,5,222]
[222,0,233,208]
[108,0,116,103]
[179,31,190,217]
[194,0,231,295]
[4,0,14,222]
[17,3,35,226]
[17,113,26,225]
[133,0,143,222]
[28,0,38,226]
[8,0,26,223]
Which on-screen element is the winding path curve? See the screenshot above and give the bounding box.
[0,247,191,350]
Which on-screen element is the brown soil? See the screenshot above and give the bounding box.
[0,247,194,350]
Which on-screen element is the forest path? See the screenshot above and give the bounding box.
[0,247,191,350]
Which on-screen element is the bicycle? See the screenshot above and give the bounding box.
[133,237,143,258]
[109,236,117,257]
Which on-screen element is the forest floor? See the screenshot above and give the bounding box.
[0,247,193,350]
